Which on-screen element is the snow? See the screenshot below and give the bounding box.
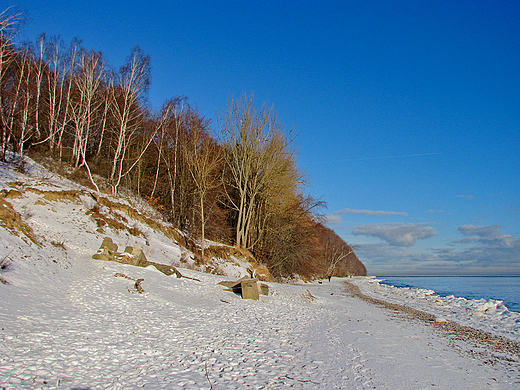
[350,277,520,343]
[1,158,520,389]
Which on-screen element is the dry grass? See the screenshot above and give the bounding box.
[0,196,39,245]
[203,263,226,275]
[97,197,185,245]
[86,204,144,237]
[0,189,22,199]
[301,288,316,302]
[27,188,82,202]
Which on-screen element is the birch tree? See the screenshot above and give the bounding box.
[107,46,151,195]
[32,34,45,142]
[33,37,76,155]
[11,45,38,160]
[149,98,181,199]
[156,99,187,224]
[325,238,355,277]
[0,7,21,159]
[68,49,105,191]
[315,222,360,277]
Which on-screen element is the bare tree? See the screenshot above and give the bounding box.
[184,112,223,259]
[1,48,24,156]
[107,46,151,195]
[32,34,46,143]
[314,222,362,278]
[12,44,38,159]
[68,48,105,190]
[219,94,295,250]
[258,193,323,278]
[32,36,76,156]
[149,98,181,198]
[170,101,184,213]
[55,39,80,158]
[325,240,355,277]
[0,7,21,159]
[155,99,186,221]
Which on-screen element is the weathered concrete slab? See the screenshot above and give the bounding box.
[149,263,181,277]
[241,279,259,300]
[93,238,192,279]
[124,246,147,266]
[92,247,113,261]
[218,276,249,289]
[101,237,118,253]
[218,277,263,300]
[259,283,269,296]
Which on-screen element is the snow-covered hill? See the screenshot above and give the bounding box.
[0,156,266,287]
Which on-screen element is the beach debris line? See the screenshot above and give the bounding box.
[218,276,269,300]
[93,237,200,281]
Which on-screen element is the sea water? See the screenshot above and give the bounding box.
[379,275,520,313]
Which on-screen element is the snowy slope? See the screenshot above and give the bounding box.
[1,157,520,389]
[0,156,256,284]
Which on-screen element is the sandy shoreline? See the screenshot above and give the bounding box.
[343,280,520,364]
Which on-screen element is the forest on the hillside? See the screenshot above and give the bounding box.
[0,7,366,279]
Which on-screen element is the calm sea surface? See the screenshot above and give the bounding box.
[378,275,520,313]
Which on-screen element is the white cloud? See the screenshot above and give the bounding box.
[352,222,437,247]
[334,208,408,217]
[432,225,520,269]
[323,214,343,225]
[350,225,520,276]
[456,225,519,249]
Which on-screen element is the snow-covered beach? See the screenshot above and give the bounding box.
[2,264,520,389]
[350,277,520,344]
[1,158,520,389]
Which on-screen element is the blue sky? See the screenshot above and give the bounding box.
[8,0,520,275]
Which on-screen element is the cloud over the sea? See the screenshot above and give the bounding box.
[455,225,519,248]
[355,224,520,275]
[352,222,437,247]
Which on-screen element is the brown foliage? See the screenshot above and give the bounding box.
[314,223,367,277]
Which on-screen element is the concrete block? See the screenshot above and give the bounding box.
[101,237,118,253]
[259,283,269,296]
[123,246,147,266]
[241,279,259,300]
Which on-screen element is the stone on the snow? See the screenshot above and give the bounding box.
[218,277,268,300]
[123,246,147,266]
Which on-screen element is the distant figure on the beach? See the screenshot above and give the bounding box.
[328,275,331,282]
